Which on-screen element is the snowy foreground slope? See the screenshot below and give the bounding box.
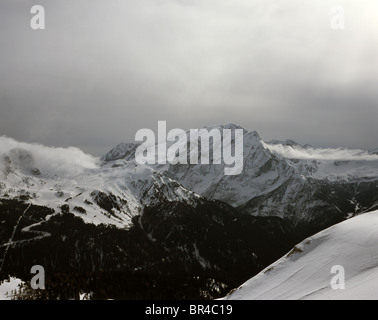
[224,209,378,300]
[0,277,24,300]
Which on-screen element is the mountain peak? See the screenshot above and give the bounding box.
[369,147,378,155]
[268,139,299,147]
[101,142,139,162]
[199,123,246,132]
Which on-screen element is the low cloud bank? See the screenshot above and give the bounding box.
[262,142,378,161]
[0,136,99,177]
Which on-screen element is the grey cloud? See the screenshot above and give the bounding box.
[0,0,377,155]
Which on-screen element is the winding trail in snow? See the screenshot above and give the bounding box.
[0,203,31,271]
[0,203,51,272]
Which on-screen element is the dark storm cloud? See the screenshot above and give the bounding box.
[0,0,377,155]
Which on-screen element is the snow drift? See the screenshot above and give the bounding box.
[224,209,378,300]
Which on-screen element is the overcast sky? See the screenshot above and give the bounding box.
[1,0,378,156]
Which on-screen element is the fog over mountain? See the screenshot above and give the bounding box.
[263,142,378,161]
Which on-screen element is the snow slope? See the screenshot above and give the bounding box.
[224,209,378,300]
[0,277,24,300]
[0,136,201,228]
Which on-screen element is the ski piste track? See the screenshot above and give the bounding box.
[0,202,51,272]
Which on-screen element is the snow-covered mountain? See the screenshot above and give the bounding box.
[0,137,202,228]
[102,124,378,237]
[223,208,378,300]
[0,134,293,299]
[102,124,293,208]
[1,125,378,299]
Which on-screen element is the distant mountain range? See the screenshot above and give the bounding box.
[1,125,377,299]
